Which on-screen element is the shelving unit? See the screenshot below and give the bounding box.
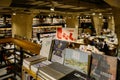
[0,38,41,80]
[32,25,62,40]
[0,27,12,38]
[0,42,16,80]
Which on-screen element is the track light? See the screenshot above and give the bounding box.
[13,12,16,15]
[50,7,54,11]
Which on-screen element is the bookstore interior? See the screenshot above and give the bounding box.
[0,0,120,80]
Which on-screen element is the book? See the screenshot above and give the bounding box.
[38,65,65,80]
[31,60,52,73]
[64,48,91,75]
[23,55,47,65]
[40,37,53,60]
[38,62,74,80]
[50,39,69,64]
[47,62,74,75]
[90,53,117,80]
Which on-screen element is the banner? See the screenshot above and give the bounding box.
[56,28,78,42]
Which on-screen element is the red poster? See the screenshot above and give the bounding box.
[56,28,78,42]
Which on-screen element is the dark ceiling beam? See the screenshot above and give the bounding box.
[104,0,120,8]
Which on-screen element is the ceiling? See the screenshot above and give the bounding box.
[0,0,113,16]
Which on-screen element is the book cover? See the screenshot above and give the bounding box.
[64,48,91,75]
[40,37,53,60]
[90,53,117,80]
[50,39,69,64]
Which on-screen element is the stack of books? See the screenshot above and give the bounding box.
[23,55,47,69]
[37,62,74,80]
[30,60,52,73]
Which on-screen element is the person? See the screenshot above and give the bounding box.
[103,41,109,55]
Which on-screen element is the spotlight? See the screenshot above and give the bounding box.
[13,12,16,15]
[50,7,54,11]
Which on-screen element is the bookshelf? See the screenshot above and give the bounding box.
[32,25,62,40]
[0,38,41,79]
[0,27,12,38]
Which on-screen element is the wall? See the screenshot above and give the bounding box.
[12,14,34,39]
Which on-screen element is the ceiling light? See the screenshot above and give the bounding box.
[92,13,95,15]
[13,12,16,15]
[50,7,54,11]
[99,13,102,16]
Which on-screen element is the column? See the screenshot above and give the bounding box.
[12,14,34,39]
[108,16,115,32]
[65,16,79,28]
[92,15,103,35]
[112,8,120,45]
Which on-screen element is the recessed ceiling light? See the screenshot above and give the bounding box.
[99,13,102,16]
[50,7,54,11]
[92,13,95,15]
[13,12,16,15]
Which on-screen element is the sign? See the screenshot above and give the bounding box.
[56,28,78,42]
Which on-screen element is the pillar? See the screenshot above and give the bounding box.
[65,16,79,28]
[108,16,115,32]
[112,8,120,45]
[12,14,34,39]
[92,15,103,35]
